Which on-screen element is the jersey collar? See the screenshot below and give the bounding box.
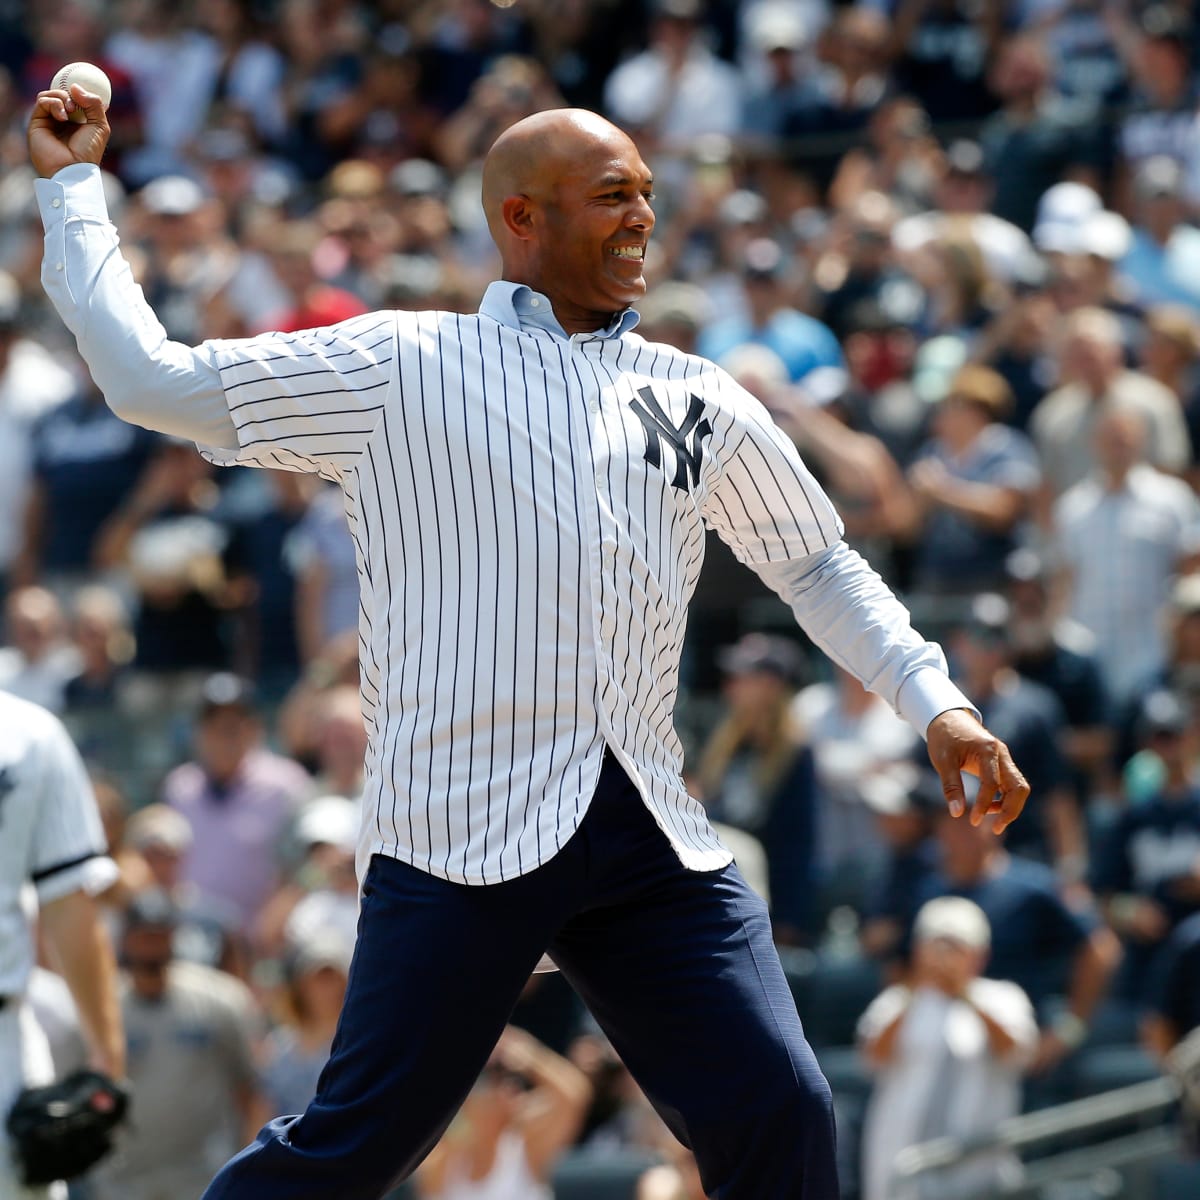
[480,281,640,341]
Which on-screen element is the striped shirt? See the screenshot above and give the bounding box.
[0,691,116,994]
[37,164,972,886]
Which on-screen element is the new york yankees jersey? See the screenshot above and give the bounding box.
[0,691,116,996]
[38,165,971,886]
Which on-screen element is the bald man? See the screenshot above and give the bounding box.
[30,89,1029,1199]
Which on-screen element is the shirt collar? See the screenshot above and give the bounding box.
[479,281,640,341]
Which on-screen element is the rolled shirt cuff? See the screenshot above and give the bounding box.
[896,666,980,739]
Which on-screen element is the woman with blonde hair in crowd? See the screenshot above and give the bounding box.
[415,1025,591,1200]
[695,632,818,945]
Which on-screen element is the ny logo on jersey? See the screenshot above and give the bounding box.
[629,386,713,493]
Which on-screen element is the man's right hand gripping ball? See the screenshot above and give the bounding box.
[28,84,110,178]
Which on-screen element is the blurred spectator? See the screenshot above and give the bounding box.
[783,7,892,196]
[261,219,369,334]
[697,236,844,384]
[125,803,244,976]
[882,0,1001,128]
[420,0,533,118]
[414,1025,592,1200]
[94,440,233,680]
[902,365,1039,598]
[816,190,927,340]
[978,34,1102,232]
[1143,910,1200,1060]
[308,684,368,800]
[859,897,1037,1200]
[1003,549,1113,797]
[161,672,309,931]
[948,594,1083,874]
[908,805,1121,1074]
[103,0,239,183]
[1034,0,1130,112]
[0,584,79,711]
[1114,5,1198,182]
[739,1,815,149]
[62,584,135,712]
[195,0,289,145]
[254,926,354,1123]
[828,95,942,215]
[1054,404,1200,705]
[272,0,372,182]
[1031,306,1191,499]
[224,470,318,698]
[696,632,818,944]
[92,889,261,1200]
[892,138,1037,291]
[603,0,742,155]
[859,767,943,965]
[1139,305,1200,489]
[1093,689,1200,998]
[435,54,565,177]
[258,791,360,957]
[287,482,361,666]
[792,664,919,917]
[14,375,157,593]
[1120,155,1200,311]
[973,263,1057,433]
[0,268,75,593]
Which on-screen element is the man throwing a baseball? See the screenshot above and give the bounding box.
[29,82,1028,1199]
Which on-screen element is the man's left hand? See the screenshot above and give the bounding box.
[927,708,1029,834]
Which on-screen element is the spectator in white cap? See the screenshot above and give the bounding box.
[1031,181,1102,257]
[1121,155,1200,310]
[257,793,360,956]
[858,896,1037,1200]
[252,925,356,1129]
[126,802,245,975]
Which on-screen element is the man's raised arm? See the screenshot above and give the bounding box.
[29,83,237,447]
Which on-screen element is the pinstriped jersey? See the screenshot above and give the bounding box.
[0,692,116,993]
[200,284,843,884]
[38,165,976,892]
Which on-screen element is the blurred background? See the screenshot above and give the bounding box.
[8,0,1200,1197]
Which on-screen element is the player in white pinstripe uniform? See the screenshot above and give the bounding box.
[31,89,1028,1199]
[0,691,125,1198]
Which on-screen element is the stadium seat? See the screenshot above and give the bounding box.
[552,1148,662,1199]
[1154,1158,1200,1200]
[799,954,883,1048]
[1066,1044,1162,1100]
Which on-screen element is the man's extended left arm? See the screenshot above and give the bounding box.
[704,384,1029,830]
[755,545,1027,829]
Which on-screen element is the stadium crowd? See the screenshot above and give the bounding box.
[7,0,1200,1195]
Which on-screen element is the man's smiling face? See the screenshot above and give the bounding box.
[534,132,656,329]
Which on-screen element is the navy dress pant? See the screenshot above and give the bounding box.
[201,751,838,1199]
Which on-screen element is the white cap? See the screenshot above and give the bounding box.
[747,2,808,51]
[1078,210,1132,261]
[914,896,991,950]
[1033,182,1102,254]
[294,795,359,852]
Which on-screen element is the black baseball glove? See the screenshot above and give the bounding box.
[6,1069,129,1185]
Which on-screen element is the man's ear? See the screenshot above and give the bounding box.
[501,194,536,241]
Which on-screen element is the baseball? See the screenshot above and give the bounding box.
[50,62,111,123]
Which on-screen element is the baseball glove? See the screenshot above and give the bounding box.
[6,1069,129,1185]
